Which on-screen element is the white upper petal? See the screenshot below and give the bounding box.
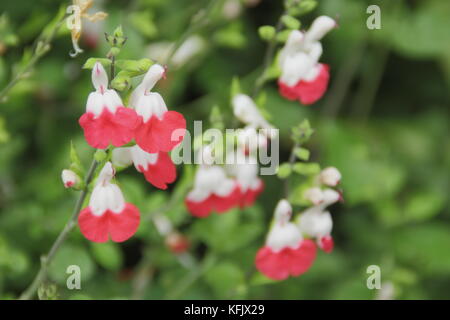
[135,92,168,122]
[130,145,159,171]
[187,165,237,201]
[303,16,336,47]
[319,167,342,186]
[232,94,272,129]
[92,62,108,93]
[298,210,333,238]
[89,162,125,216]
[266,222,302,252]
[112,147,133,168]
[86,88,123,116]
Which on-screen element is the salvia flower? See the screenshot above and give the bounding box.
[130,64,186,154]
[232,94,274,132]
[185,163,241,218]
[226,150,264,208]
[61,169,80,189]
[112,145,176,190]
[78,162,140,243]
[278,16,336,105]
[297,188,342,253]
[255,199,317,280]
[79,62,138,149]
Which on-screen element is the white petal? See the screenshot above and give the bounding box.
[135,92,168,122]
[130,145,158,171]
[92,62,108,93]
[86,92,104,115]
[102,89,123,113]
[303,16,336,46]
[112,147,133,168]
[266,222,302,251]
[274,199,292,224]
[142,64,165,93]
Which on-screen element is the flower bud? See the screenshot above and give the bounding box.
[319,167,341,186]
[165,232,190,254]
[61,169,81,189]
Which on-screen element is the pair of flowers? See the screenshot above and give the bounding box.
[256,167,342,280]
[185,93,275,218]
[278,15,336,105]
[185,138,265,218]
[71,62,185,242]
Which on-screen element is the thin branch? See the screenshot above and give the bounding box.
[19,159,98,300]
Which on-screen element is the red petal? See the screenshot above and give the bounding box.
[108,203,140,243]
[185,197,214,218]
[255,240,317,280]
[78,207,109,243]
[239,181,264,208]
[78,203,140,243]
[135,111,186,153]
[79,107,138,149]
[138,152,176,190]
[213,185,241,213]
[319,235,334,253]
[295,64,330,105]
[278,80,299,101]
[255,246,290,281]
[289,239,317,276]
[185,185,241,218]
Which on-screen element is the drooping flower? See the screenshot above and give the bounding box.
[318,166,341,187]
[278,16,336,105]
[61,169,80,188]
[78,162,140,243]
[130,64,186,154]
[79,62,138,149]
[255,199,316,280]
[232,94,274,132]
[67,0,108,57]
[112,145,176,190]
[297,188,342,253]
[185,163,241,218]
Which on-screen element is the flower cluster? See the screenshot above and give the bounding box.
[185,94,274,218]
[278,16,336,105]
[65,61,186,243]
[255,167,342,280]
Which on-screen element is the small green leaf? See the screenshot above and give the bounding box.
[82,58,111,70]
[281,15,301,30]
[258,25,276,41]
[69,142,85,176]
[293,162,320,175]
[276,30,292,43]
[294,147,310,161]
[277,163,292,179]
[90,242,123,271]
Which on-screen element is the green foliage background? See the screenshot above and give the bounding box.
[0,0,449,299]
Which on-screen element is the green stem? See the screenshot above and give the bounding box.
[0,13,67,103]
[284,140,300,198]
[19,159,98,300]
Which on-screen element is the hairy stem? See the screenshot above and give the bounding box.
[19,159,98,300]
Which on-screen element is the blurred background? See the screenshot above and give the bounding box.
[0,0,449,299]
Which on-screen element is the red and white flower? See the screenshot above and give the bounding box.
[130,64,186,154]
[61,169,80,189]
[112,145,176,190]
[185,163,241,218]
[297,188,341,253]
[255,199,316,280]
[78,162,140,243]
[79,62,138,149]
[232,94,275,133]
[278,16,336,105]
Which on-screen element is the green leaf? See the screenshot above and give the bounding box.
[205,262,245,298]
[115,58,153,73]
[69,142,85,176]
[276,30,292,43]
[281,15,301,30]
[258,25,276,41]
[294,147,310,161]
[90,242,123,271]
[293,162,320,175]
[230,77,241,101]
[277,163,292,179]
[82,58,111,70]
[48,244,95,284]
